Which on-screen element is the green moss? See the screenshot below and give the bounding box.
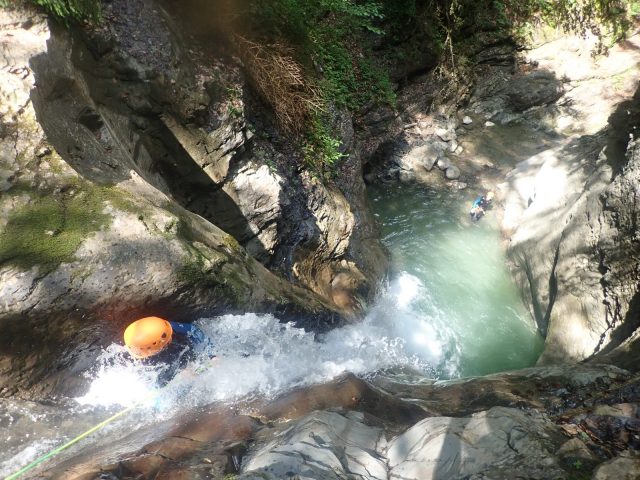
[177,238,226,288]
[43,150,69,175]
[11,0,101,24]
[178,254,210,285]
[0,184,111,272]
[176,218,196,243]
[303,113,347,176]
[0,180,145,272]
[99,185,146,216]
[69,265,93,283]
[177,242,248,305]
[222,233,243,254]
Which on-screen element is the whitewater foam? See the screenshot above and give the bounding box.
[76,272,445,409]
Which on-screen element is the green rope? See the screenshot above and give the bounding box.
[5,356,217,479]
[5,392,156,480]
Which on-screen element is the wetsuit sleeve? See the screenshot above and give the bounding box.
[169,322,215,355]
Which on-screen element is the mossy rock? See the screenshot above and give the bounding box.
[0,180,141,272]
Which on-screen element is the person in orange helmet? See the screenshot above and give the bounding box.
[123,316,214,384]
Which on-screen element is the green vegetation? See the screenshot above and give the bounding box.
[499,0,632,51]
[0,180,145,272]
[303,113,347,176]
[177,242,243,304]
[239,0,396,173]
[251,0,394,111]
[176,219,223,286]
[0,184,110,272]
[2,0,100,23]
[177,253,212,286]
[238,0,634,173]
[35,0,99,22]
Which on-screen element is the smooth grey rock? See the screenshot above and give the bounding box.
[449,139,459,153]
[387,407,565,480]
[220,164,282,262]
[505,70,564,112]
[503,126,640,365]
[462,116,473,125]
[445,165,461,179]
[436,156,451,170]
[420,154,439,171]
[592,453,640,480]
[397,143,440,172]
[556,438,595,460]
[435,127,456,142]
[239,411,388,480]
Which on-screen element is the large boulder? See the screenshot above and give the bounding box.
[239,411,388,480]
[505,70,564,112]
[387,407,566,480]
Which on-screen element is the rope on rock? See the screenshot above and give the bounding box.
[5,391,157,480]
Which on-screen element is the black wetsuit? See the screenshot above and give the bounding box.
[142,322,213,386]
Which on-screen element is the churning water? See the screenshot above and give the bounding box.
[1,183,543,477]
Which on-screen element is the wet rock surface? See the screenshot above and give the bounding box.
[240,410,388,480]
[38,366,640,480]
[388,407,566,480]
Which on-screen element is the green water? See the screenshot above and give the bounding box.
[369,184,543,378]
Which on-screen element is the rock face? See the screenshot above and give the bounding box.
[502,91,640,365]
[0,0,398,395]
[366,118,462,187]
[0,6,352,398]
[491,30,640,366]
[3,0,387,328]
[505,70,564,112]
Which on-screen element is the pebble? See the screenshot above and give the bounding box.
[445,165,460,179]
[485,121,495,127]
[463,116,473,124]
[435,127,455,142]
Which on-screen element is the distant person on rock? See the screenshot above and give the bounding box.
[469,191,494,221]
[123,316,214,385]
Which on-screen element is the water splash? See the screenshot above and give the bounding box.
[0,439,59,478]
[76,344,160,407]
[76,272,443,409]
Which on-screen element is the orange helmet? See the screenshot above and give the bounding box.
[124,316,173,358]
